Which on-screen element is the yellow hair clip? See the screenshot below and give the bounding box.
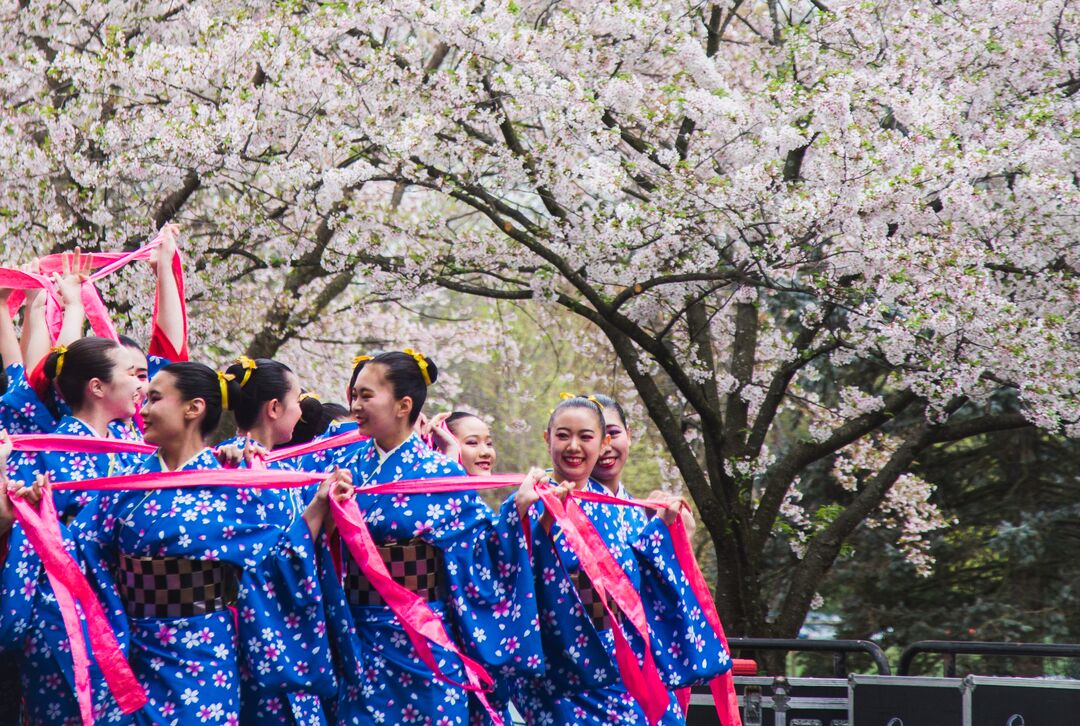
[403,348,432,386]
[353,355,373,367]
[51,344,69,377]
[235,355,258,387]
[557,392,604,410]
[217,371,236,411]
[299,391,321,403]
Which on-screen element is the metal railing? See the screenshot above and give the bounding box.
[898,640,1080,677]
[729,637,892,676]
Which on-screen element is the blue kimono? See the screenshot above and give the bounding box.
[0,362,57,435]
[0,509,133,725]
[216,436,340,725]
[327,433,544,725]
[0,415,145,724]
[512,479,731,725]
[16,415,143,522]
[70,448,324,725]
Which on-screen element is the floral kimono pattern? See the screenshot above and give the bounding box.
[0,362,57,435]
[512,478,731,725]
[327,433,544,725]
[18,415,143,523]
[70,448,323,725]
[0,512,133,725]
[0,416,145,724]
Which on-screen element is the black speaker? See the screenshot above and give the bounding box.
[849,675,965,726]
[967,676,1080,726]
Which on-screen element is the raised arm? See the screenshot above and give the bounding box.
[150,223,187,359]
[0,290,21,368]
[53,249,89,348]
[20,286,50,373]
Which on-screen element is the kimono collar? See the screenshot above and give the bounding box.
[583,477,630,499]
[151,447,220,473]
[63,415,110,439]
[374,434,413,462]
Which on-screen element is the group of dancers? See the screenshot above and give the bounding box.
[0,228,736,726]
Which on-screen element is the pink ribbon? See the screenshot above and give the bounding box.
[9,228,186,351]
[9,490,148,724]
[264,429,367,463]
[536,486,670,725]
[0,267,56,318]
[9,434,157,456]
[329,495,504,725]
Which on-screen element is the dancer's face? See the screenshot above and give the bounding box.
[92,346,142,421]
[544,406,609,485]
[349,363,412,443]
[593,409,630,487]
[453,417,496,476]
[140,371,196,445]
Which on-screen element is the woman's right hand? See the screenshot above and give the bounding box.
[423,412,460,459]
[514,467,572,517]
[1,472,46,536]
[54,248,91,309]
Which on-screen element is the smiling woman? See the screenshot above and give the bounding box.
[512,394,731,725]
[326,350,547,725]
[63,361,350,725]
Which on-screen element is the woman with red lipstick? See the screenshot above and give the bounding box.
[512,395,731,725]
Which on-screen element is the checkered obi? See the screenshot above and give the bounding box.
[344,538,444,607]
[116,555,239,619]
[572,569,619,630]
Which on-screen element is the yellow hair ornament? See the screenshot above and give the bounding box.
[403,348,432,386]
[353,355,373,366]
[51,345,69,377]
[235,356,258,387]
[217,371,236,411]
[298,391,320,423]
[557,392,604,410]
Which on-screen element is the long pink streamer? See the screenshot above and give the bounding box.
[10,434,157,455]
[9,492,148,724]
[263,429,367,463]
[329,495,504,724]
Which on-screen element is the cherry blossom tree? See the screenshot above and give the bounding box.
[1,0,1077,638]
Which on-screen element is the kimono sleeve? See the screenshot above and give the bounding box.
[0,363,56,434]
[432,492,546,681]
[632,516,732,687]
[235,514,339,698]
[0,526,40,649]
[523,505,618,694]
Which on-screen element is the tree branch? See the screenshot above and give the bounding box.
[750,390,920,555]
